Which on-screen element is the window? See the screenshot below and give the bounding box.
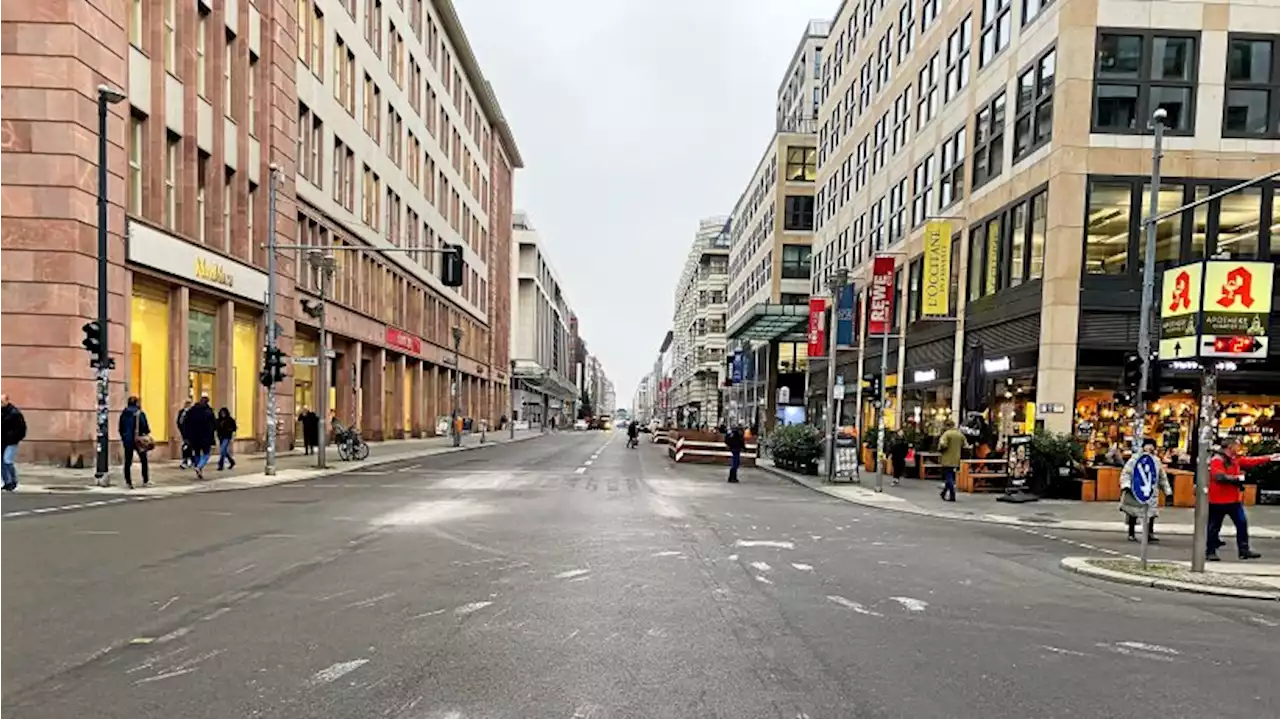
[224,168,234,246]
[362,164,375,224]
[388,25,404,86]
[871,196,886,250]
[1224,35,1280,138]
[872,112,888,170]
[980,0,1011,67]
[855,136,869,188]
[1010,200,1026,287]
[889,178,907,243]
[897,3,914,64]
[164,132,179,229]
[1094,32,1198,133]
[972,92,1006,188]
[1214,187,1261,259]
[876,26,894,89]
[366,0,383,57]
[224,32,234,117]
[1023,0,1053,27]
[784,196,815,231]
[944,16,972,103]
[892,89,911,154]
[311,5,324,78]
[248,53,258,135]
[247,182,256,251]
[1029,191,1046,280]
[908,258,922,322]
[781,245,812,279]
[298,104,323,187]
[334,38,356,114]
[1014,47,1055,161]
[984,218,1001,296]
[1085,181,1134,275]
[922,0,940,31]
[912,154,935,227]
[297,0,308,61]
[196,9,209,97]
[196,153,209,244]
[939,126,966,208]
[968,229,984,301]
[128,113,143,215]
[130,0,143,50]
[164,0,176,75]
[917,52,940,128]
[786,147,817,181]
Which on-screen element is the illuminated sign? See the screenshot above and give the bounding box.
[868,256,895,334]
[983,356,1011,373]
[1159,260,1272,361]
[913,369,937,383]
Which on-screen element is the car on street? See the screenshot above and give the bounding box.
[573,419,589,431]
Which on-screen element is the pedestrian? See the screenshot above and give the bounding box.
[1118,438,1172,542]
[298,406,320,455]
[890,433,909,486]
[182,396,216,479]
[216,407,237,470]
[725,425,745,484]
[118,395,152,489]
[176,399,193,469]
[938,419,967,502]
[2,393,28,491]
[1206,439,1279,561]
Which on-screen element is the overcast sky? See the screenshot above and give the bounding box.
[457,0,837,405]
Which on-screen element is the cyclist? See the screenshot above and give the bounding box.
[627,420,640,449]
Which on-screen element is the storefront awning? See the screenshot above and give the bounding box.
[728,304,810,343]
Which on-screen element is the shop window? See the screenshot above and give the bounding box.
[1224,35,1279,138]
[786,147,817,182]
[188,309,217,402]
[1271,187,1280,257]
[233,320,257,438]
[130,292,170,442]
[1015,47,1055,162]
[1085,180,1134,275]
[1139,183,1184,269]
[972,91,1006,189]
[1216,186,1261,259]
[1093,31,1198,134]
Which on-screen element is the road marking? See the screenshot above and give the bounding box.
[749,561,772,572]
[890,596,929,612]
[754,575,774,584]
[155,596,180,612]
[455,601,493,615]
[791,563,814,571]
[555,568,590,579]
[652,551,683,557]
[1040,645,1090,657]
[1116,641,1179,655]
[574,467,586,474]
[734,539,795,550]
[74,530,121,535]
[826,595,883,616]
[135,667,197,684]
[584,460,593,466]
[129,637,155,645]
[345,592,396,609]
[308,658,369,686]
[410,608,447,619]
[1247,616,1279,628]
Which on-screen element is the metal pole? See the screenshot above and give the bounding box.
[825,269,848,483]
[509,360,516,440]
[1132,108,1167,456]
[264,165,280,475]
[1191,365,1217,573]
[94,90,111,486]
[875,319,889,493]
[451,328,462,447]
[315,261,331,469]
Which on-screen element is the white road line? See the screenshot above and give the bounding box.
[4,511,32,518]
[575,467,586,474]
[584,460,593,466]
[307,659,369,686]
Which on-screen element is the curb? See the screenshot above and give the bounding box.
[754,463,1278,539]
[9,432,547,499]
[1059,556,1280,601]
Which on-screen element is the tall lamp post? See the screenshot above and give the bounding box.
[93,84,127,487]
[824,268,849,484]
[509,359,517,440]
[451,326,463,447]
[264,164,281,475]
[1131,108,1168,457]
[307,250,337,469]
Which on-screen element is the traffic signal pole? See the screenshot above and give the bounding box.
[264,165,280,476]
[92,85,125,486]
[1131,109,1166,457]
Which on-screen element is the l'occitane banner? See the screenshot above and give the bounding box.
[921,220,951,317]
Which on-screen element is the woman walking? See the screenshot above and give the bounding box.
[216,407,238,470]
[118,396,152,489]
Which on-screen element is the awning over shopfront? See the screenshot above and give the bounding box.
[727,303,810,343]
[512,360,578,401]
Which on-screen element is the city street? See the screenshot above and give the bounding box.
[3,432,1279,719]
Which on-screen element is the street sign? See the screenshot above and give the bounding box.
[832,379,845,400]
[1158,263,1203,360]
[1132,454,1158,505]
[1160,260,1272,361]
[294,356,319,366]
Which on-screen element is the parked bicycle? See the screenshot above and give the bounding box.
[336,426,370,461]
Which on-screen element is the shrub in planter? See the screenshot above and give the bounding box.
[767,424,823,474]
[1029,429,1084,497]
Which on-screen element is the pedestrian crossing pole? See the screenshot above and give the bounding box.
[264,165,280,476]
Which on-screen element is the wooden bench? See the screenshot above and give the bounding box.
[958,459,1009,493]
[916,452,943,480]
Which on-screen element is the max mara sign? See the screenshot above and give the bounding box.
[128,221,269,304]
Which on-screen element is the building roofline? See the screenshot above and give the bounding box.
[775,19,832,99]
[436,0,525,169]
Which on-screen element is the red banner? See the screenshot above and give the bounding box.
[868,256,895,335]
[385,327,423,355]
[807,298,827,357]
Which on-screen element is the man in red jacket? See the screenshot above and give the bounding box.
[1206,439,1279,562]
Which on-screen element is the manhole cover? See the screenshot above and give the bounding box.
[45,486,93,492]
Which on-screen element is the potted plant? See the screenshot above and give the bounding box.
[1028,430,1084,497]
[767,424,823,475]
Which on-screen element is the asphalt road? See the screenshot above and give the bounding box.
[3,432,1278,718]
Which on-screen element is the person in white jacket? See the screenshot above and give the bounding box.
[1119,437,1173,542]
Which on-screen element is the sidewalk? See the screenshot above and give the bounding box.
[9,429,546,497]
[757,459,1280,539]
[1061,556,1280,600]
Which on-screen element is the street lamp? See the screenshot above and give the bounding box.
[509,359,517,440]
[451,326,463,447]
[307,250,337,469]
[93,84,126,487]
[824,268,849,485]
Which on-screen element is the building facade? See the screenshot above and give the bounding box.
[725,21,828,432]
[0,0,520,463]
[510,212,577,427]
[808,0,1279,455]
[670,217,732,428]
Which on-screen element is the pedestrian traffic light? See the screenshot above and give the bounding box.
[81,321,103,358]
[863,372,881,401]
[1144,353,1163,402]
[1122,351,1143,391]
[260,346,288,387]
[441,244,464,287]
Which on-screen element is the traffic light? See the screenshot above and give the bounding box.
[1122,351,1143,392]
[81,321,102,357]
[1144,353,1162,402]
[260,346,288,387]
[441,244,464,287]
[863,372,882,404]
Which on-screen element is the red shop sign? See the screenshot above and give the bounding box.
[385,327,423,355]
[867,256,895,335]
[807,298,827,357]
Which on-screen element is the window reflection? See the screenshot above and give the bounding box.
[984,219,1000,296]
[1086,181,1132,274]
[1190,186,1210,261]
[1030,192,1046,279]
[1216,187,1260,259]
[1010,202,1026,287]
[1139,183,1183,268]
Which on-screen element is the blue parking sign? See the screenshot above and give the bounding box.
[1132,454,1158,504]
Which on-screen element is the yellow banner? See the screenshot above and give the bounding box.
[921,221,951,316]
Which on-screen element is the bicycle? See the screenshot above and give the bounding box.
[336,428,370,461]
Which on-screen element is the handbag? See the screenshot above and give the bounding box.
[134,411,156,452]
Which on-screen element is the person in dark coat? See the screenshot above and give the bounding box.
[890,434,910,486]
[298,406,320,455]
[2,394,27,491]
[182,396,217,479]
[725,426,746,484]
[216,407,238,470]
[176,399,193,469]
[118,395,152,489]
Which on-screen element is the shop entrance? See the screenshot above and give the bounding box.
[189,370,216,403]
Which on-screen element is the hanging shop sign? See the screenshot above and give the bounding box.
[983,356,1011,373]
[835,283,857,347]
[1159,260,1272,361]
[913,369,938,383]
[807,298,827,357]
[386,327,424,355]
[921,221,952,317]
[867,256,896,335]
